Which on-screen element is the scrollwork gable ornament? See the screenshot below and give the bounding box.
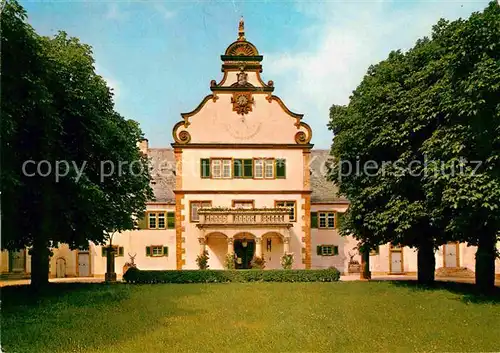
[231,92,254,115]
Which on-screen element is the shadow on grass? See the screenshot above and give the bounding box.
[387,280,500,304]
[1,283,205,353]
[1,283,130,312]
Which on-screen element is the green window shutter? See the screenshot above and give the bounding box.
[136,212,148,229]
[336,212,345,229]
[234,159,243,178]
[201,159,210,178]
[146,246,151,257]
[276,159,286,178]
[119,247,124,257]
[243,159,253,177]
[163,246,169,257]
[311,212,318,228]
[333,246,339,256]
[167,212,175,229]
[101,247,106,257]
[316,245,322,256]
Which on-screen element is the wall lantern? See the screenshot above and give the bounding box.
[242,238,248,248]
[266,238,272,252]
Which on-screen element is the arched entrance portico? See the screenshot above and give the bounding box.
[262,232,287,269]
[203,232,228,270]
[233,232,256,269]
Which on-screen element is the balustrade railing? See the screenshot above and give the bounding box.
[198,208,290,226]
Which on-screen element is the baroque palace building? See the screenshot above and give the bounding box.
[2,20,500,279]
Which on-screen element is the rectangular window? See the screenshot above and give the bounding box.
[190,201,212,222]
[276,201,296,222]
[254,159,264,178]
[233,200,254,209]
[147,212,173,229]
[234,159,243,178]
[318,212,335,229]
[234,159,253,178]
[148,213,157,229]
[264,159,274,178]
[317,245,339,256]
[146,245,168,257]
[222,159,232,178]
[167,212,175,229]
[211,159,222,179]
[152,245,163,257]
[276,159,286,178]
[327,213,335,228]
[201,159,210,178]
[157,212,166,229]
[243,159,253,177]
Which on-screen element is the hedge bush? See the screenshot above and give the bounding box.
[123,267,341,284]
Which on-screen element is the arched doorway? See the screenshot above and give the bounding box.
[56,258,66,278]
[234,232,255,269]
[205,232,228,269]
[262,232,285,269]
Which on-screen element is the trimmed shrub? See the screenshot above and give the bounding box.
[280,253,294,269]
[196,250,209,270]
[224,253,235,270]
[123,267,341,284]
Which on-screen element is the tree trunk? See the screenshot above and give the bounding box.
[475,233,496,293]
[30,239,50,289]
[30,181,53,289]
[105,246,117,282]
[360,248,371,280]
[417,240,435,285]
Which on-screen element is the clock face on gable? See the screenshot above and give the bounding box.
[231,92,254,115]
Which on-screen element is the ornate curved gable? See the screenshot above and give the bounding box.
[172,18,312,147]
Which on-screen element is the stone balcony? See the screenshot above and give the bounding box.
[196,208,293,229]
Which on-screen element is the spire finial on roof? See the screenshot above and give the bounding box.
[238,16,245,41]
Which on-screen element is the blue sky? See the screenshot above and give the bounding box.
[22,0,489,149]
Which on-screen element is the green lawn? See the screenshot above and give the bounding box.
[2,281,499,353]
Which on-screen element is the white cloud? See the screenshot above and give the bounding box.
[95,64,121,101]
[153,3,176,20]
[264,1,488,148]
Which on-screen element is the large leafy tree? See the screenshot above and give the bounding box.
[421,2,500,291]
[329,2,500,291]
[1,0,153,288]
[328,44,447,285]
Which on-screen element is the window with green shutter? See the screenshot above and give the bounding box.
[243,159,253,178]
[317,244,338,256]
[276,159,286,178]
[167,212,175,229]
[146,245,168,257]
[234,159,243,178]
[201,159,210,178]
[311,212,318,228]
[102,247,107,257]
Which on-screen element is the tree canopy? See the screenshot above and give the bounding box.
[1,0,154,287]
[328,2,500,290]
